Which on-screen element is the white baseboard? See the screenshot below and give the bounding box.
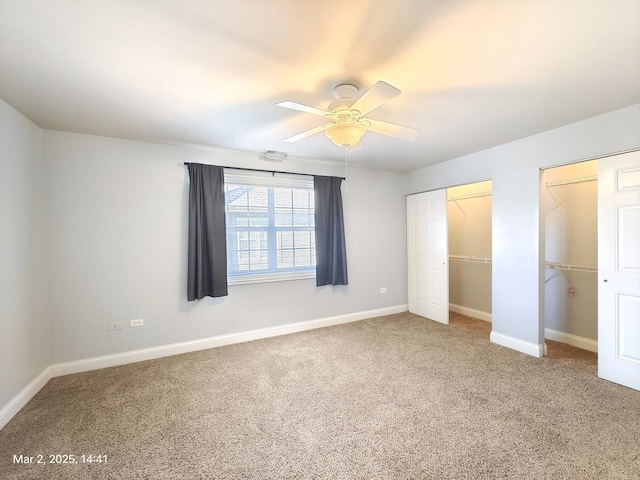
[0,367,51,431]
[50,304,409,377]
[545,328,598,353]
[449,304,492,322]
[490,331,544,358]
[0,305,408,431]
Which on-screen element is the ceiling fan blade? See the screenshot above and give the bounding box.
[350,81,401,116]
[276,101,330,117]
[366,118,421,141]
[283,123,334,143]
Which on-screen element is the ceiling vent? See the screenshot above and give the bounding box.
[259,150,288,162]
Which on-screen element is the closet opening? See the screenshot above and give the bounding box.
[542,160,598,355]
[447,181,493,325]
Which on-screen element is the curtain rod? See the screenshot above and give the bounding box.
[183,163,345,180]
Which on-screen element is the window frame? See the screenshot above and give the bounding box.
[224,172,316,285]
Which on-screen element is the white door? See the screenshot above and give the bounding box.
[598,150,640,391]
[407,190,449,324]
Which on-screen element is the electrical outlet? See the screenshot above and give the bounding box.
[107,322,122,331]
[130,318,144,327]
[380,287,387,294]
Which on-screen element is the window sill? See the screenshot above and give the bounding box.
[228,271,315,286]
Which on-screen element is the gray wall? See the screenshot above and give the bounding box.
[43,131,408,363]
[404,103,640,347]
[0,100,50,407]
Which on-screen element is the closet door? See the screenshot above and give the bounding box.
[407,190,449,324]
[598,150,640,391]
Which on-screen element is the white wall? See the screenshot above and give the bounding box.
[0,100,49,407]
[404,103,640,351]
[43,131,407,364]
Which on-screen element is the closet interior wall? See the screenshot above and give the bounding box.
[447,181,492,321]
[544,161,598,347]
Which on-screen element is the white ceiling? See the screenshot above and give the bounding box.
[1,0,639,172]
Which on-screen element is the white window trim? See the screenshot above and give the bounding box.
[228,271,315,286]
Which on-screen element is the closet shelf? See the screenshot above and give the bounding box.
[545,175,597,188]
[545,262,597,273]
[447,191,492,216]
[545,175,597,208]
[447,191,492,201]
[449,255,492,264]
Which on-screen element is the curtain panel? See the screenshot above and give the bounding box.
[314,175,348,286]
[187,163,228,300]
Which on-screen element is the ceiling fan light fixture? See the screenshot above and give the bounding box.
[325,123,367,148]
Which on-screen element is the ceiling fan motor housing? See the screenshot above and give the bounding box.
[332,84,358,100]
[328,84,363,123]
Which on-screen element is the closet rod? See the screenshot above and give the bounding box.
[182,163,345,180]
[545,175,597,208]
[545,262,597,273]
[449,255,492,264]
[545,175,597,188]
[447,191,492,202]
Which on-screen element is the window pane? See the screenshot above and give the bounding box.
[293,189,309,208]
[293,211,311,226]
[250,250,268,270]
[274,188,292,208]
[278,231,293,249]
[278,249,294,269]
[237,231,249,250]
[274,210,292,227]
[234,215,248,227]
[294,231,311,248]
[249,187,268,207]
[249,231,265,250]
[295,248,312,267]
[247,212,266,227]
[225,178,315,279]
[237,251,249,271]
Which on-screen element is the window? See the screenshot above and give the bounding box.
[224,173,315,284]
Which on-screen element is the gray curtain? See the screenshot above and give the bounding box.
[187,163,228,300]
[314,175,348,286]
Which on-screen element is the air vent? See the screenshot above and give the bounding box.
[259,150,288,162]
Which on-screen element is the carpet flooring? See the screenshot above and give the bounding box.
[1,312,639,479]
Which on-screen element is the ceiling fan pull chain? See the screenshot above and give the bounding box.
[345,146,350,198]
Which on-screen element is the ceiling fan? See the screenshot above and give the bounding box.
[277,81,421,149]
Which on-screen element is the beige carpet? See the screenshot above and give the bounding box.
[1,312,639,479]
